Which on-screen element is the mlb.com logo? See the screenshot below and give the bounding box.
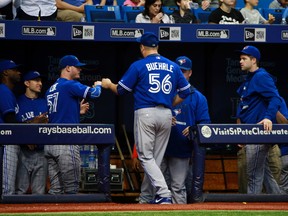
[244,28,266,42]
[159,27,181,41]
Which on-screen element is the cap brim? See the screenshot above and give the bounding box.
[75,63,86,67]
[179,67,191,71]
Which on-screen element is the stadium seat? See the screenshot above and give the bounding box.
[121,6,144,23]
[193,7,216,24]
[162,6,178,15]
[84,5,124,22]
[261,8,285,24]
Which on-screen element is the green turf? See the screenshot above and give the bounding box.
[1,211,287,216]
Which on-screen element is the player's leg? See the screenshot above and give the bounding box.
[2,145,20,194]
[15,148,31,194]
[45,145,64,194]
[58,145,81,194]
[31,150,48,194]
[168,157,190,204]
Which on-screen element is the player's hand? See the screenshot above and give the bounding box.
[182,126,190,137]
[101,78,112,89]
[171,116,177,126]
[27,144,37,150]
[80,99,89,114]
[93,81,102,87]
[29,112,48,123]
[258,118,272,131]
[132,158,141,172]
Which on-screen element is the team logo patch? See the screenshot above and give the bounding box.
[244,28,266,42]
[72,25,94,40]
[201,125,212,138]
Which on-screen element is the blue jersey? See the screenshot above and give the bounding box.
[118,54,191,110]
[45,78,90,123]
[16,95,48,123]
[0,84,19,123]
[236,68,281,124]
[165,87,211,158]
[16,95,48,150]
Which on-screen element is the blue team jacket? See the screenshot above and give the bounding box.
[236,68,281,124]
[165,86,211,158]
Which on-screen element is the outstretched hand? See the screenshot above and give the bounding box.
[80,99,89,115]
[258,118,272,131]
[101,78,112,89]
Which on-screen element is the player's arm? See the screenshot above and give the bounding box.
[101,78,119,95]
[87,81,102,99]
[172,94,184,107]
[276,111,288,124]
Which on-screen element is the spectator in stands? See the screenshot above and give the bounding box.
[55,0,93,22]
[240,0,275,24]
[135,0,172,23]
[269,0,288,8]
[15,0,57,20]
[170,0,198,23]
[0,0,13,20]
[123,0,145,7]
[93,0,118,6]
[208,0,245,24]
[196,0,219,9]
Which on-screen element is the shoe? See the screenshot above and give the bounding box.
[149,195,172,204]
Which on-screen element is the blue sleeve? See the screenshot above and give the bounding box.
[87,86,101,99]
[254,72,281,120]
[117,85,130,95]
[194,92,211,124]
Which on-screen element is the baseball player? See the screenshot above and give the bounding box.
[45,55,102,194]
[0,59,21,195]
[236,45,282,194]
[15,71,48,194]
[161,56,211,204]
[101,32,191,204]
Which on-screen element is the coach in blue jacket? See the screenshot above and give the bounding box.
[161,56,211,204]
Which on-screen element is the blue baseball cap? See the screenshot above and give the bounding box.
[58,55,86,70]
[136,32,159,47]
[23,70,44,81]
[237,46,261,61]
[175,56,192,70]
[0,59,21,73]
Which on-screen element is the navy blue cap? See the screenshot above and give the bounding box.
[175,56,192,70]
[58,55,86,70]
[23,71,43,81]
[0,59,21,73]
[136,32,159,47]
[237,46,261,61]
